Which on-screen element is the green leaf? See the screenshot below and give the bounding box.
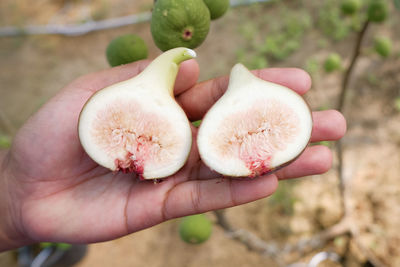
[394,0,400,9]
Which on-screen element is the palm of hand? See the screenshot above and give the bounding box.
[4,60,345,245]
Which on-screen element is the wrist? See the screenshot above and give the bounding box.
[0,150,31,251]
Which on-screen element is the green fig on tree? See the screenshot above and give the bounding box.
[374,37,392,57]
[324,53,342,73]
[203,0,230,20]
[151,0,211,51]
[367,0,389,23]
[341,0,362,15]
[179,214,212,244]
[106,34,148,67]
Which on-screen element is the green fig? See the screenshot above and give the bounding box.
[374,37,392,58]
[151,0,210,51]
[203,0,230,20]
[341,0,362,15]
[79,48,196,179]
[179,214,212,244]
[106,34,148,67]
[367,0,388,23]
[324,53,342,73]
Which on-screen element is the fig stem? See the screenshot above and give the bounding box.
[137,47,196,96]
[173,48,197,64]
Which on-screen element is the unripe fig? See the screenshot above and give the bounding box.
[324,53,342,73]
[367,0,388,23]
[374,37,392,58]
[179,214,212,244]
[197,64,313,177]
[341,0,362,15]
[203,0,230,20]
[78,48,196,179]
[106,34,148,67]
[151,0,210,51]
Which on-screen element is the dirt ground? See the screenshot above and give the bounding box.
[1,0,400,266]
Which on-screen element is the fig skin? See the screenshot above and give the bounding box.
[179,214,212,244]
[151,0,211,51]
[374,37,392,58]
[203,0,230,20]
[324,53,342,73]
[367,0,388,23]
[106,34,148,67]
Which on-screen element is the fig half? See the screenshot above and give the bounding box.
[197,64,313,177]
[78,48,196,179]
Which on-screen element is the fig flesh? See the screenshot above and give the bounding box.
[197,64,313,177]
[78,48,196,179]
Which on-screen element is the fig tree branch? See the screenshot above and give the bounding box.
[337,19,370,218]
[213,210,350,264]
[0,0,272,37]
[338,20,370,111]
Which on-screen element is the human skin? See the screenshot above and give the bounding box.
[0,59,346,251]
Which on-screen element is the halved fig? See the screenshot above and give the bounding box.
[197,64,313,177]
[78,48,196,179]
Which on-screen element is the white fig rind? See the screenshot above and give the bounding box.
[78,48,195,179]
[197,64,313,177]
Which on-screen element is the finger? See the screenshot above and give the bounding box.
[70,59,199,95]
[72,60,151,93]
[194,144,334,181]
[162,175,278,219]
[311,110,347,142]
[178,68,312,120]
[275,145,332,180]
[174,59,199,95]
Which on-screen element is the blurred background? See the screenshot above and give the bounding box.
[0,0,399,266]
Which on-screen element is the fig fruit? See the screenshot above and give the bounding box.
[151,0,211,51]
[367,0,388,23]
[179,214,212,244]
[106,34,148,67]
[374,37,392,58]
[324,53,342,73]
[340,0,361,15]
[78,48,196,179]
[197,64,313,177]
[203,0,230,20]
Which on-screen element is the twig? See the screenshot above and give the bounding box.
[283,218,350,256]
[0,13,152,37]
[213,210,280,260]
[336,20,370,219]
[337,20,370,111]
[214,210,350,264]
[0,0,272,37]
[335,19,388,267]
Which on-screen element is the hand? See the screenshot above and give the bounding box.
[0,59,346,250]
